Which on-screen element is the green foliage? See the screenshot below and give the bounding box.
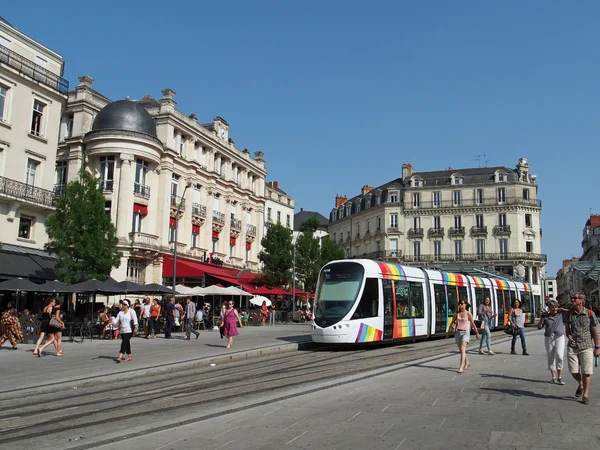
[258,223,293,287]
[45,170,122,284]
[320,236,345,266]
[295,229,321,293]
[299,215,320,233]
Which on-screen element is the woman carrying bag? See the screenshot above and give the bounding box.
[113,299,138,363]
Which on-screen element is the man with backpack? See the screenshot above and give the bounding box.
[565,292,600,405]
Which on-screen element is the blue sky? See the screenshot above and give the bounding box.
[4,1,599,275]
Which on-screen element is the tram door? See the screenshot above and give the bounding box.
[433,283,447,334]
[496,290,507,326]
[382,279,394,339]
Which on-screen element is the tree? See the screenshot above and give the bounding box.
[258,223,293,287]
[45,170,122,284]
[295,228,321,293]
[320,236,345,267]
[299,215,320,233]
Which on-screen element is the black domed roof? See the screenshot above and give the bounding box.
[92,100,157,137]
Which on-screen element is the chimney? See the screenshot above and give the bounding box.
[272,181,279,190]
[402,163,413,180]
[361,185,374,196]
[335,195,347,208]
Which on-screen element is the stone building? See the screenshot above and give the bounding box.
[264,180,295,234]
[328,158,546,301]
[0,17,68,250]
[57,76,269,284]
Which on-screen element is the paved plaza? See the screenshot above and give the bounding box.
[0,324,311,392]
[100,329,600,450]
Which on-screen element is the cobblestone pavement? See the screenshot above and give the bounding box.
[101,329,600,450]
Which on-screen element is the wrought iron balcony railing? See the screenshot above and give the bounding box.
[0,176,56,208]
[212,211,225,225]
[191,203,206,218]
[408,228,424,238]
[231,218,242,231]
[171,195,185,209]
[493,225,511,235]
[428,227,445,238]
[246,224,257,236]
[470,226,488,236]
[133,182,150,198]
[0,43,69,94]
[448,227,466,236]
[100,180,114,192]
[53,184,66,196]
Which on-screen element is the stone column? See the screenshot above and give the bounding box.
[116,154,135,240]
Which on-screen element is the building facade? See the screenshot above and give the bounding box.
[328,158,546,299]
[57,77,268,284]
[0,17,68,249]
[544,277,557,303]
[264,181,295,234]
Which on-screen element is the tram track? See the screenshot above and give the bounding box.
[0,334,514,449]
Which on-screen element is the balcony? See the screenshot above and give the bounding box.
[0,176,55,208]
[100,180,114,192]
[416,197,542,209]
[394,252,547,263]
[133,183,151,199]
[170,195,185,210]
[128,232,159,249]
[191,203,206,218]
[54,184,66,196]
[231,218,242,231]
[427,227,445,238]
[246,224,257,236]
[212,211,225,225]
[470,226,488,237]
[353,250,402,260]
[448,227,465,237]
[0,43,69,94]
[408,228,424,238]
[493,225,511,236]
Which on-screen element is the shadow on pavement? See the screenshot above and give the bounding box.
[480,373,550,384]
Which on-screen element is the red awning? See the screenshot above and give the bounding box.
[192,224,200,234]
[169,217,176,227]
[162,256,206,278]
[230,237,236,246]
[245,242,251,250]
[134,203,148,215]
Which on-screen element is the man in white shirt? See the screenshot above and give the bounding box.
[141,297,152,337]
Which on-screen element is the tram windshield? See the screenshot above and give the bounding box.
[314,262,364,323]
[519,291,533,313]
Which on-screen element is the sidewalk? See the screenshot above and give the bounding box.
[0,324,312,393]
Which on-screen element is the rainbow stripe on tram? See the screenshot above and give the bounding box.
[441,272,466,286]
[494,279,509,290]
[471,276,485,288]
[395,319,416,338]
[355,323,383,343]
[377,262,407,280]
[522,284,531,292]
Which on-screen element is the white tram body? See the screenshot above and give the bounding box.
[311,259,535,345]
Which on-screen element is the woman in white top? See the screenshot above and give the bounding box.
[113,299,138,363]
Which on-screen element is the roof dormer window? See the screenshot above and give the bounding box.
[495,170,507,183]
[450,174,463,185]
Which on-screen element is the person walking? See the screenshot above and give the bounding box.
[260,301,268,326]
[219,301,228,339]
[0,303,24,350]
[52,299,66,356]
[183,297,200,340]
[113,299,138,363]
[447,300,480,373]
[509,299,529,355]
[33,298,55,355]
[223,301,243,349]
[141,297,151,336]
[478,297,497,355]
[538,300,566,385]
[565,292,600,404]
[164,298,175,339]
[269,300,276,326]
[147,298,161,339]
[38,298,65,357]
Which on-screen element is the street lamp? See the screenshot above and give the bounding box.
[172,180,192,291]
[292,232,297,307]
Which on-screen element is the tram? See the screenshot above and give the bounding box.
[311,259,535,344]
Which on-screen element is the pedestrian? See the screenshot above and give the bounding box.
[269,300,276,326]
[538,300,566,385]
[183,297,200,340]
[34,298,55,355]
[38,298,65,357]
[223,300,243,349]
[147,298,161,339]
[219,301,228,339]
[565,292,600,405]
[113,299,138,363]
[478,297,497,355]
[165,297,175,339]
[53,300,66,356]
[509,299,529,355]
[447,300,480,373]
[0,303,24,350]
[261,301,268,326]
[141,297,151,336]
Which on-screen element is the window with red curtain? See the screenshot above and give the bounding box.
[212,231,219,239]
[192,224,200,234]
[133,203,148,215]
[169,217,176,227]
[230,237,236,246]
[246,241,251,250]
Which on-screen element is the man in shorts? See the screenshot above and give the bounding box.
[565,292,600,405]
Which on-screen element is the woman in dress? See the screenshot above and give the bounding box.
[509,299,529,355]
[33,298,55,355]
[147,299,161,339]
[538,300,566,384]
[260,301,268,326]
[38,298,64,357]
[113,299,138,362]
[478,297,497,355]
[52,299,65,356]
[0,303,24,350]
[223,301,242,349]
[447,300,480,373]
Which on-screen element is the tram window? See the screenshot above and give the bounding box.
[457,286,468,304]
[509,290,519,308]
[473,288,491,307]
[434,284,446,312]
[446,286,460,316]
[519,292,532,312]
[352,278,379,319]
[409,282,425,318]
[383,280,393,317]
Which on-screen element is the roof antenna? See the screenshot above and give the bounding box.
[471,154,490,167]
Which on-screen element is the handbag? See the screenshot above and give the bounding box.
[49,317,62,329]
[504,321,516,336]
